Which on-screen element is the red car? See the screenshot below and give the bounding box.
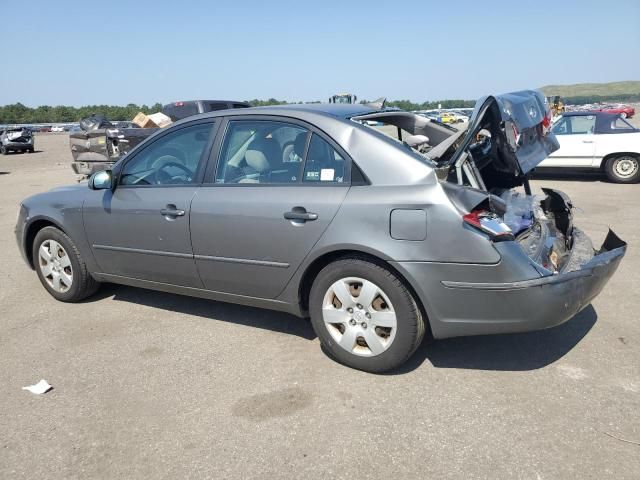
[595,105,635,118]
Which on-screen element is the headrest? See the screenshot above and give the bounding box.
[245,150,270,173]
[293,132,307,158]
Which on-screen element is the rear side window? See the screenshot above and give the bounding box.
[611,117,635,131]
[206,102,229,112]
[302,134,347,183]
[216,120,308,184]
[162,102,200,121]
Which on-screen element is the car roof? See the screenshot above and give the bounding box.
[249,103,377,118]
[165,99,250,104]
[174,103,379,124]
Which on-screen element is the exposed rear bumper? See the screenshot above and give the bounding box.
[393,230,626,339]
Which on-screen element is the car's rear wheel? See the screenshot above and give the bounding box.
[33,226,100,302]
[604,154,640,183]
[309,257,425,373]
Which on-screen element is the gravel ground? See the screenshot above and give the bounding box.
[0,134,638,479]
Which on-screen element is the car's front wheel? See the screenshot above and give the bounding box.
[309,257,425,373]
[33,226,100,302]
[604,154,640,183]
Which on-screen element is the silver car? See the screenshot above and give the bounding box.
[15,90,626,372]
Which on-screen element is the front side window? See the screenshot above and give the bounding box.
[216,120,308,184]
[302,134,347,183]
[569,115,596,134]
[552,115,596,135]
[119,123,213,186]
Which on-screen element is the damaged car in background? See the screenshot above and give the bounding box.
[1,127,35,154]
[69,100,249,176]
[17,91,626,373]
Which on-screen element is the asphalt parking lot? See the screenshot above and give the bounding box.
[1,134,638,479]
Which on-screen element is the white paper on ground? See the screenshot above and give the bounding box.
[22,379,53,395]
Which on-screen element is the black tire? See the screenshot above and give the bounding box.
[309,257,425,373]
[28,148,34,153]
[604,154,640,184]
[32,226,100,302]
[1,146,8,155]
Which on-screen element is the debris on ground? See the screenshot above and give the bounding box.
[22,379,53,395]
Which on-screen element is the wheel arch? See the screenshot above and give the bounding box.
[297,248,433,339]
[24,217,67,269]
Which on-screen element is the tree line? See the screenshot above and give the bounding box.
[0,103,164,124]
[0,98,476,124]
[2,93,636,124]
[563,93,640,105]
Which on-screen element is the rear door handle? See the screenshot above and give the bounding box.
[160,205,185,217]
[284,210,318,222]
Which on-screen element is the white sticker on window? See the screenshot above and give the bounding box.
[320,169,335,181]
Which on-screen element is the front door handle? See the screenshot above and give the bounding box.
[582,140,594,143]
[160,205,185,217]
[284,210,318,222]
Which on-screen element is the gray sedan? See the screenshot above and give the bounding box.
[15,90,626,372]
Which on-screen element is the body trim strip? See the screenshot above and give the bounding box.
[92,244,289,268]
[92,244,193,259]
[194,254,289,268]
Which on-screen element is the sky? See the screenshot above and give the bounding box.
[1,0,639,107]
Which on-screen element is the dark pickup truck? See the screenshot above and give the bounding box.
[70,100,249,176]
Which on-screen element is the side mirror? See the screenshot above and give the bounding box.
[88,170,113,190]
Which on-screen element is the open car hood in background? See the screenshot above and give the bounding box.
[456,90,560,176]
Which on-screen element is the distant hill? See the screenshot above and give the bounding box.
[540,81,640,98]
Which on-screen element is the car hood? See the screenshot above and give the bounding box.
[48,183,87,193]
[454,90,560,176]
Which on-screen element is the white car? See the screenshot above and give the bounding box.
[539,112,640,183]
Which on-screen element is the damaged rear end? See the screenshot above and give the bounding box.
[70,127,156,176]
[1,127,34,152]
[431,90,626,337]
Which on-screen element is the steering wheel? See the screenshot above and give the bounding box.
[153,159,194,184]
[146,147,186,170]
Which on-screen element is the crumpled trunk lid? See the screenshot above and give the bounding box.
[448,90,560,189]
